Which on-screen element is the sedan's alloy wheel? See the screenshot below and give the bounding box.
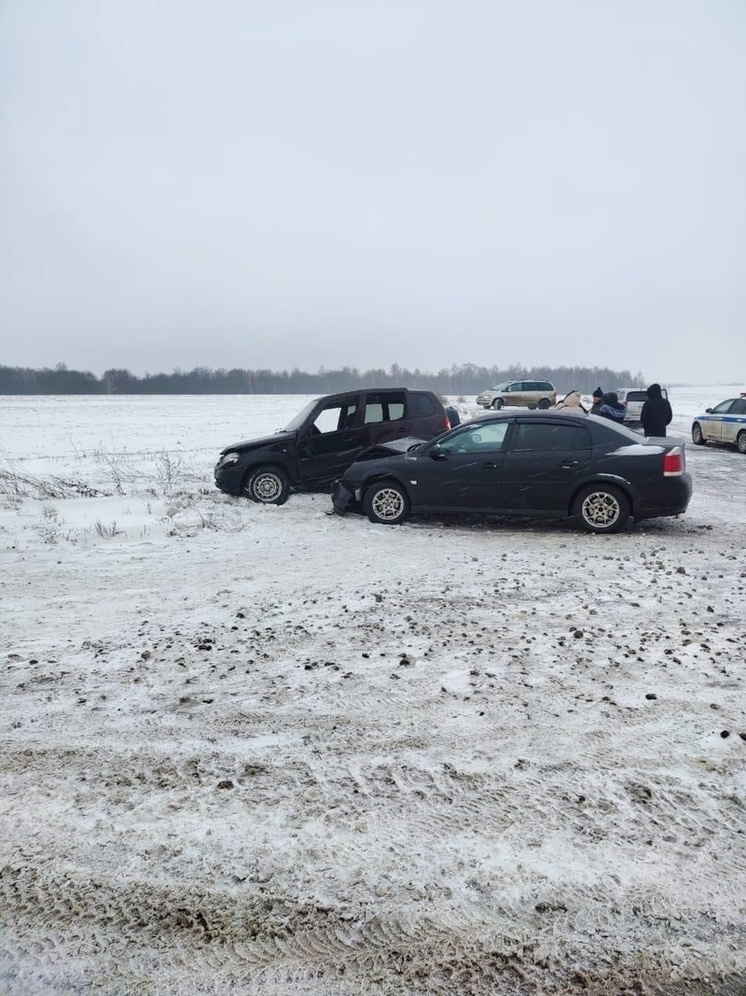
[575,485,630,533]
[364,481,410,524]
[372,487,405,520]
[737,430,746,455]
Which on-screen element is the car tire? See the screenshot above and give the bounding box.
[363,480,410,525]
[242,466,290,505]
[491,398,504,410]
[537,398,551,410]
[691,422,706,446]
[574,484,630,534]
[737,430,746,455]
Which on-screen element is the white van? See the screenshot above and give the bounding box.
[614,387,669,425]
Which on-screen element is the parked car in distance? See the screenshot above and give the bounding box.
[332,410,691,533]
[691,395,746,453]
[613,387,669,425]
[215,389,451,504]
[476,380,556,410]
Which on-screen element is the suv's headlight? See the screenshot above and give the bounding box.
[219,451,240,466]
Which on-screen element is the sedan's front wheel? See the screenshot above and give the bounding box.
[364,480,410,525]
[574,484,630,534]
[691,422,706,446]
[737,430,746,455]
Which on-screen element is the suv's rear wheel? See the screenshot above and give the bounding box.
[364,480,410,524]
[737,430,746,455]
[691,422,706,446]
[491,398,504,410]
[537,398,551,409]
[574,484,630,534]
[243,466,290,505]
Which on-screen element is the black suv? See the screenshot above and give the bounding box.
[215,389,450,504]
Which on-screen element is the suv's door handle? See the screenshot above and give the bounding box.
[560,460,579,469]
[481,462,500,469]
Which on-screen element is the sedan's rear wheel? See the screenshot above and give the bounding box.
[491,398,504,410]
[737,430,746,455]
[574,484,630,534]
[364,480,410,525]
[243,466,290,505]
[691,422,706,446]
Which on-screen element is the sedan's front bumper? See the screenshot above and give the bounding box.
[331,479,360,516]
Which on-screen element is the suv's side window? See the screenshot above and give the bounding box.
[364,392,406,423]
[409,393,436,417]
[730,399,746,415]
[312,400,359,434]
[512,422,589,452]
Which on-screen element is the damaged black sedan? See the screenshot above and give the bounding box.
[332,411,692,534]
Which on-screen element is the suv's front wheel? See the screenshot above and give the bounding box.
[364,480,410,524]
[242,466,290,505]
[574,484,630,534]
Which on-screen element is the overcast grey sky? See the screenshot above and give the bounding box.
[2,0,745,382]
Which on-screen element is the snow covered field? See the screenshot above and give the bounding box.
[1,388,745,995]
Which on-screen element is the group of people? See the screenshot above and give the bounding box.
[555,384,673,437]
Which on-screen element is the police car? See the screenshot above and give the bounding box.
[691,394,746,453]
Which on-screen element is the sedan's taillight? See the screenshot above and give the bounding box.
[444,415,451,430]
[663,446,685,476]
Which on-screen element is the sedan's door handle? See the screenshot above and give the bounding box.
[481,462,500,469]
[560,460,579,469]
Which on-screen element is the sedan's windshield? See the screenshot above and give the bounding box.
[283,399,321,432]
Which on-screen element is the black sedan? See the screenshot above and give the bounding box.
[332,411,692,534]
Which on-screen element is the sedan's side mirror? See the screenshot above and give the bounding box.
[429,443,446,460]
[705,408,713,414]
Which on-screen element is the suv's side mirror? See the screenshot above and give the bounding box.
[429,443,446,460]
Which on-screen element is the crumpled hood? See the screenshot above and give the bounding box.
[220,429,296,455]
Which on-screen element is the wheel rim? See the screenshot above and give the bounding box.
[581,491,620,528]
[692,424,702,444]
[371,487,405,521]
[252,473,282,501]
[738,432,746,454]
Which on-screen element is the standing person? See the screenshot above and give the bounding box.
[590,387,604,415]
[556,389,586,412]
[640,383,673,437]
[598,391,627,423]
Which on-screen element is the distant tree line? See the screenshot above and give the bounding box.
[0,362,643,396]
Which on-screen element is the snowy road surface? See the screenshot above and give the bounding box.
[1,391,745,995]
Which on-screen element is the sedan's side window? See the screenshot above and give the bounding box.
[512,422,587,451]
[729,399,746,415]
[439,422,509,454]
[712,399,736,414]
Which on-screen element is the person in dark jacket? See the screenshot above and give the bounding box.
[590,387,604,415]
[598,391,627,423]
[640,383,672,437]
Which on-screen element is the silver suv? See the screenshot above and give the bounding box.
[476,379,556,410]
[614,387,669,424]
